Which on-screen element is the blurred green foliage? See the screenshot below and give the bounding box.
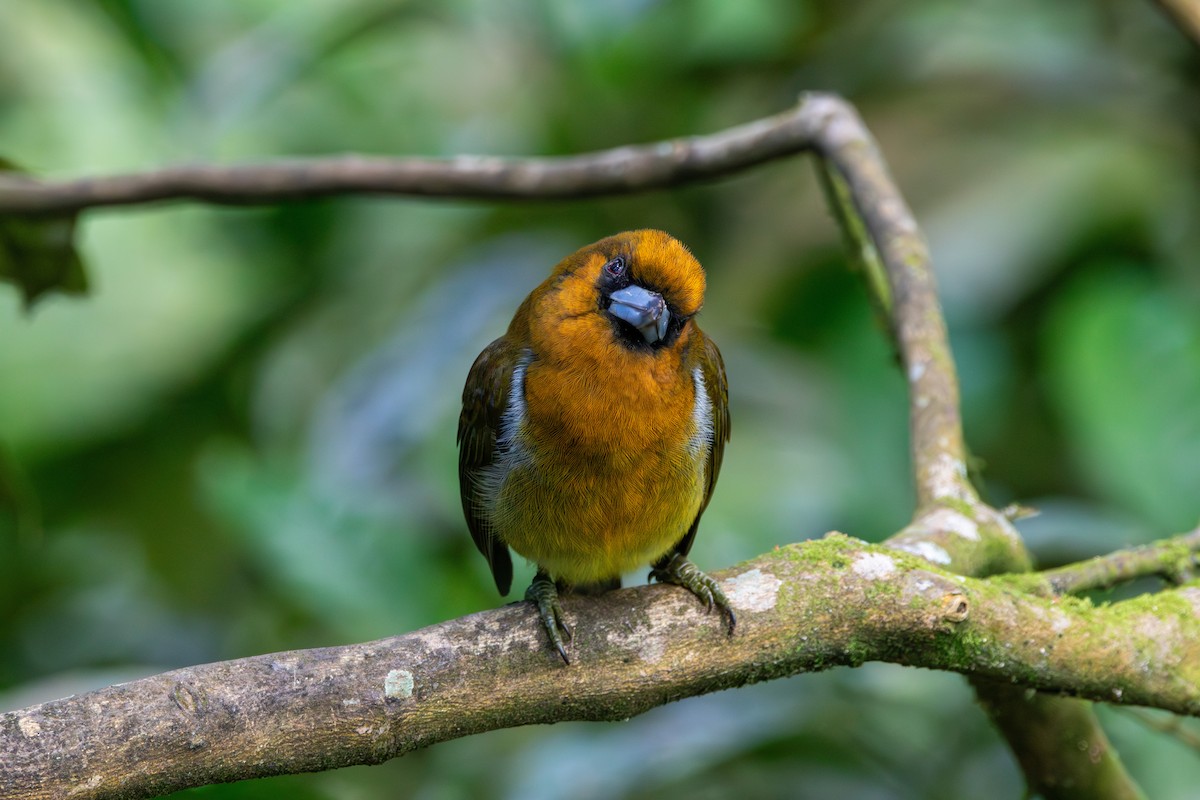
[1,0,1198,798]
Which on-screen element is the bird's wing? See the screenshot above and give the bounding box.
[457,337,516,596]
[671,331,730,560]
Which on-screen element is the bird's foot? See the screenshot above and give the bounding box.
[525,570,572,664]
[650,554,737,634]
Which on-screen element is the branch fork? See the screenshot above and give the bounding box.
[1,93,1185,800]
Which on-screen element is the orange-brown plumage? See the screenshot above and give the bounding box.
[457,229,730,661]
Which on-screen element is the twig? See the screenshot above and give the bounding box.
[1120,707,1200,753]
[1041,526,1200,595]
[0,104,827,214]
[2,536,1198,800]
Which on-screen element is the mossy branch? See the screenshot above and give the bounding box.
[810,96,1144,798]
[0,94,1160,798]
[1038,525,1200,595]
[812,156,893,338]
[3,534,1198,800]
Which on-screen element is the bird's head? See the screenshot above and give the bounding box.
[528,230,706,356]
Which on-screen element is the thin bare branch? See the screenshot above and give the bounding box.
[3,536,1198,800]
[0,105,825,214]
[1121,707,1200,753]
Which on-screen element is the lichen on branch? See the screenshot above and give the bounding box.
[2,535,1198,800]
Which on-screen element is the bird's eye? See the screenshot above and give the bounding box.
[603,256,627,278]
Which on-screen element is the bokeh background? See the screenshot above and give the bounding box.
[2,1,1198,798]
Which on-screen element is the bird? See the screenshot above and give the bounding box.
[457,229,733,663]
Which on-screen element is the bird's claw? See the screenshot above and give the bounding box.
[650,554,737,634]
[526,571,572,664]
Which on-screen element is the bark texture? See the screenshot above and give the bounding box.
[3,535,1199,800]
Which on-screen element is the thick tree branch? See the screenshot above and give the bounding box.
[3,535,1198,800]
[973,680,1147,800]
[812,100,1144,797]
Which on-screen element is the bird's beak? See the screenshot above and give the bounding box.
[608,284,669,344]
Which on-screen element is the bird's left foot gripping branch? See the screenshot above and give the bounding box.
[457,230,734,663]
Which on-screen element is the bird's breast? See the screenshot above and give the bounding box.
[484,349,710,584]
